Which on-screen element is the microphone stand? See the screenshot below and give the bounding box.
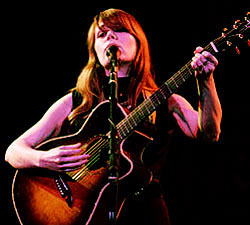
[107,48,120,225]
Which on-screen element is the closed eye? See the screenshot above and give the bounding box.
[97,31,106,38]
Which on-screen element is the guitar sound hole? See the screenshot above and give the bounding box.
[85,136,109,170]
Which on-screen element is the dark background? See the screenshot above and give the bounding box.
[1,2,249,225]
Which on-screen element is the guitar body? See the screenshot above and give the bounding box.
[12,101,153,225]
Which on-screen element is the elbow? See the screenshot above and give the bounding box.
[5,150,10,164]
[202,125,221,142]
[5,144,13,163]
[4,146,16,168]
[5,140,39,169]
[207,115,222,142]
[199,111,222,142]
[207,131,220,142]
[5,147,15,168]
[5,144,20,169]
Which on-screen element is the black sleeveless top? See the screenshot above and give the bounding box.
[60,77,169,177]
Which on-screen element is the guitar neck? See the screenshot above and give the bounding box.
[116,39,221,140]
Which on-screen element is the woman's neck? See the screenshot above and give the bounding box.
[105,62,131,78]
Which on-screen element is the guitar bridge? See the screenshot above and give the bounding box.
[54,175,73,207]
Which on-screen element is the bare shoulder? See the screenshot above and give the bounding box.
[50,92,73,112]
[41,92,73,128]
[19,93,73,146]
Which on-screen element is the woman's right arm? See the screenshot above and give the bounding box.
[5,93,89,172]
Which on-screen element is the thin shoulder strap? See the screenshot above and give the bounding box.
[72,90,83,110]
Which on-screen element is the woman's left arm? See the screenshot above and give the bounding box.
[169,47,222,142]
[191,47,222,141]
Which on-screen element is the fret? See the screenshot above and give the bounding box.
[123,122,130,134]
[178,70,186,82]
[128,114,137,126]
[164,82,173,94]
[129,110,139,126]
[117,129,122,139]
[132,111,141,124]
[210,41,219,53]
[146,100,155,115]
[170,77,179,88]
[158,88,167,100]
[148,98,156,110]
[185,63,193,75]
[137,105,146,119]
[143,101,151,114]
[118,125,126,138]
[154,94,162,104]
[125,117,133,130]
[118,122,130,138]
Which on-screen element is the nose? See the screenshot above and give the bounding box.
[106,30,117,40]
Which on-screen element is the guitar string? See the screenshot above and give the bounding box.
[84,138,105,155]
[116,104,147,138]
[71,165,90,180]
[84,139,109,169]
[73,152,102,181]
[70,138,106,180]
[75,141,110,181]
[73,139,109,181]
[80,138,106,165]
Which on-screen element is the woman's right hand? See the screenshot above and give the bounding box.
[39,143,90,172]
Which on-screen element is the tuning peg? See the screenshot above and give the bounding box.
[233,20,241,29]
[222,28,228,37]
[237,34,244,39]
[234,20,241,24]
[245,12,250,21]
[235,46,240,55]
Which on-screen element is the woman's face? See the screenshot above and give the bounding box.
[94,21,137,69]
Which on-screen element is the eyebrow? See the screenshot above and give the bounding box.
[95,26,107,37]
[98,24,109,31]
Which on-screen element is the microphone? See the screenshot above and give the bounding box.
[106,46,119,61]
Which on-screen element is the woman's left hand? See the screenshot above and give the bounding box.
[191,46,218,81]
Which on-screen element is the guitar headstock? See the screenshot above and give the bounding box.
[211,12,249,54]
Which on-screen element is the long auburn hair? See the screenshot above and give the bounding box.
[69,8,158,122]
